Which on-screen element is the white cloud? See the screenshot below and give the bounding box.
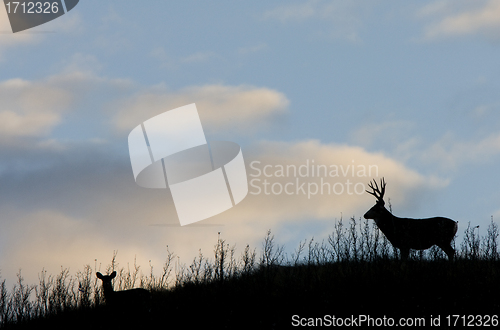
[113,84,290,133]
[350,120,416,148]
[494,209,500,221]
[419,0,500,40]
[0,138,447,286]
[262,0,370,42]
[60,53,104,74]
[263,0,317,22]
[421,132,500,170]
[350,120,424,164]
[43,8,83,33]
[0,78,72,138]
[150,47,175,69]
[0,5,82,59]
[0,63,136,142]
[232,139,446,226]
[352,118,500,173]
[0,67,286,142]
[238,43,267,55]
[0,207,166,286]
[470,102,500,119]
[151,48,220,69]
[181,51,217,63]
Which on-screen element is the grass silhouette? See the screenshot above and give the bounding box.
[1,217,499,329]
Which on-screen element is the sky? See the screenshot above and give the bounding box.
[1,0,500,286]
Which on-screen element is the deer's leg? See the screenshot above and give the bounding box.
[400,248,409,261]
[439,243,455,261]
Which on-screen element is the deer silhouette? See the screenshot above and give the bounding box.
[364,178,458,260]
[96,271,151,310]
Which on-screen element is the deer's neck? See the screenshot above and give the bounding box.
[102,284,115,301]
[373,207,398,230]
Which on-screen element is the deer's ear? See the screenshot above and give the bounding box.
[96,272,103,279]
[110,271,117,278]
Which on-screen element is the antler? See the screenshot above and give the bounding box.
[366,177,386,202]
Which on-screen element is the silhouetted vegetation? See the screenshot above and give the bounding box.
[2,217,499,329]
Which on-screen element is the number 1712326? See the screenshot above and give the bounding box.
[5,2,59,14]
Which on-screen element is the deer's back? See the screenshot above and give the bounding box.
[106,288,151,308]
[381,216,457,249]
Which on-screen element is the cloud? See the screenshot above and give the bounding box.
[350,120,416,148]
[150,48,220,69]
[351,117,500,173]
[238,43,267,55]
[0,143,174,285]
[494,209,500,221]
[262,0,369,42]
[112,84,290,134]
[233,140,446,226]
[0,73,290,284]
[472,103,499,118]
[419,0,500,40]
[0,66,286,143]
[181,51,217,63]
[263,0,317,22]
[0,206,176,287]
[43,7,83,33]
[0,137,446,286]
[1,209,101,276]
[0,5,82,59]
[0,60,137,143]
[60,53,104,74]
[349,120,425,165]
[150,47,175,69]
[0,78,72,138]
[421,132,500,170]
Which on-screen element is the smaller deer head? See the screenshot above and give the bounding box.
[96,271,116,299]
[96,271,116,285]
[363,177,388,220]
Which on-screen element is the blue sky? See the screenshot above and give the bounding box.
[1,0,500,285]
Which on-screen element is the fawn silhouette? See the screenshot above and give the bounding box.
[96,271,151,316]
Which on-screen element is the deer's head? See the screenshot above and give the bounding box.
[364,178,388,220]
[96,271,116,293]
